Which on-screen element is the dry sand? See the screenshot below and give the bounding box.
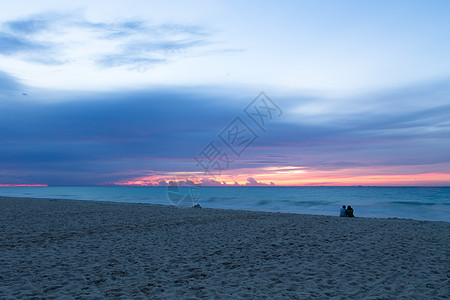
[0,196,448,299]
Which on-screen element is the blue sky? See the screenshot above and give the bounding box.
[0,0,449,186]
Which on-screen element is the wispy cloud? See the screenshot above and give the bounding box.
[0,32,48,55]
[0,11,219,69]
[5,17,50,35]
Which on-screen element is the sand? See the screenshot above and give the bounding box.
[0,196,448,299]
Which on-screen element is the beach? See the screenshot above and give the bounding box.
[0,196,448,299]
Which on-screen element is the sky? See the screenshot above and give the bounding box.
[0,0,449,186]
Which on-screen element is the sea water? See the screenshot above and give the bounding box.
[0,186,449,222]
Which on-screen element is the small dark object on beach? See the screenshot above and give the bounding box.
[193,204,202,208]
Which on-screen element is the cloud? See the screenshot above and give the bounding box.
[97,39,207,68]
[0,32,48,55]
[97,56,166,68]
[245,177,269,186]
[0,72,449,185]
[0,11,222,69]
[0,76,246,185]
[157,180,168,186]
[200,178,227,186]
[5,18,49,35]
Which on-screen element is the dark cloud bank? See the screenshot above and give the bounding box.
[0,71,449,185]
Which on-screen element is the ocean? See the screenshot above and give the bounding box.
[0,186,449,222]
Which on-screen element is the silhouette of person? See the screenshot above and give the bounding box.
[346,205,354,217]
[340,205,347,217]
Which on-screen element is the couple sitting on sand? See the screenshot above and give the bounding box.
[340,205,354,217]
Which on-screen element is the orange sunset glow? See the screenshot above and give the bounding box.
[115,166,450,187]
